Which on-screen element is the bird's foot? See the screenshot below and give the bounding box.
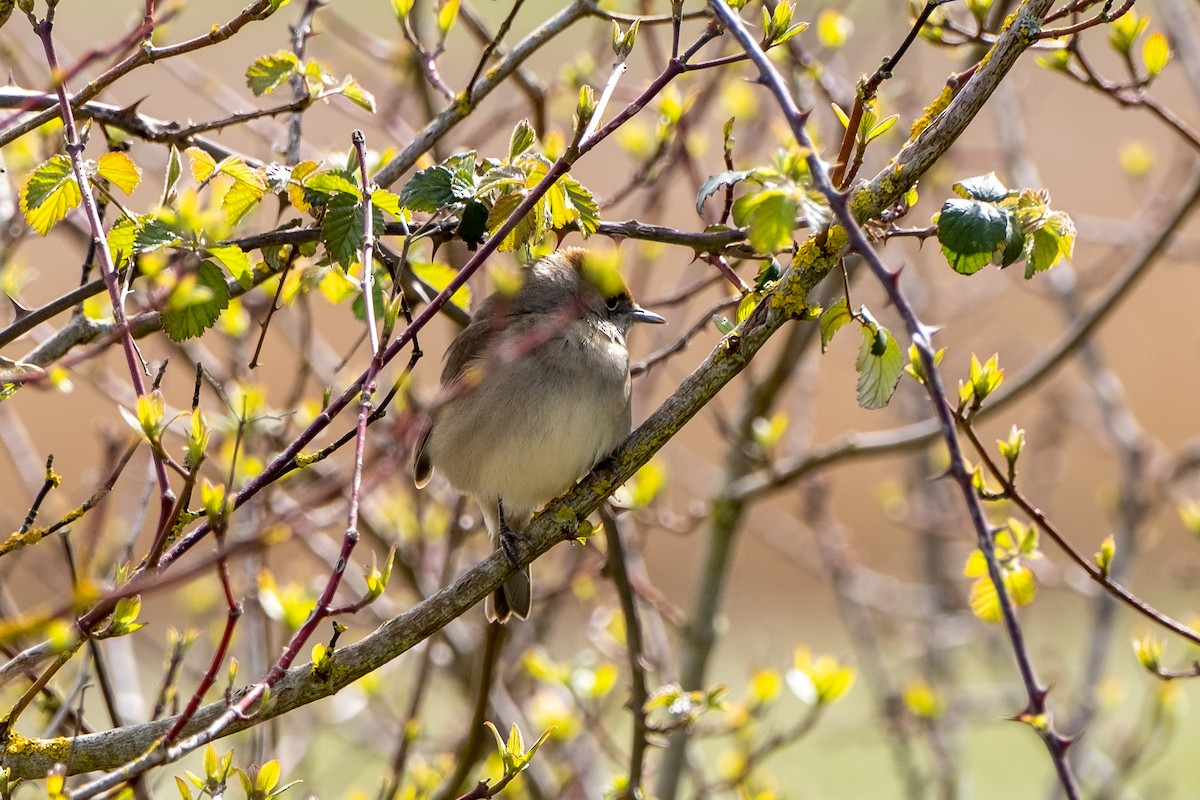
[497,505,523,570]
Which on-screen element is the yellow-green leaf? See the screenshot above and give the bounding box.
[20,155,81,236]
[246,51,300,96]
[255,760,280,794]
[816,8,853,49]
[186,147,217,183]
[968,576,1002,622]
[96,151,142,195]
[339,79,376,112]
[208,244,255,289]
[1142,31,1170,77]
[903,679,944,719]
[412,261,470,311]
[1005,564,1037,607]
[1133,632,1164,671]
[319,265,358,304]
[437,0,459,35]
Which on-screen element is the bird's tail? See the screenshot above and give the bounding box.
[482,501,533,623]
[485,562,532,623]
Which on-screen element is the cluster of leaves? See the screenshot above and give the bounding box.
[657,648,854,797]
[15,114,600,348]
[400,119,598,252]
[934,173,1076,278]
[1039,10,1172,80]
[963,518,1041,622]
[831,97,900,174]
[245,51,375,112]
[19,150,141,236]
[176,746,298,800]
[697,144,830,253]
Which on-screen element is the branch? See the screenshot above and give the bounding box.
[6,255,804,780]
[0,1,283,147]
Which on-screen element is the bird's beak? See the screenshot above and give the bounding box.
[628,305,666,325]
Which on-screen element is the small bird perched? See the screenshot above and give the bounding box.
[413,248,665,622]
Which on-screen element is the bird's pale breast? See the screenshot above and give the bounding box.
[426,318,632,522]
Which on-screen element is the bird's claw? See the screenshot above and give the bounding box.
[496,503,523,570]
[498,524,523,570]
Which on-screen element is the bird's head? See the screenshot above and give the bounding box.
[525,248,665,334]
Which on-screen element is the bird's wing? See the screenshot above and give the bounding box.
[440,310,494,385]
[413,303,499,487]
[412,423,434,488]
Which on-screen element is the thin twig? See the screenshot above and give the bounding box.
[599,506,649,798]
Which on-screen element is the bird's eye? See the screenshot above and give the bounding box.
[606,297,622,312]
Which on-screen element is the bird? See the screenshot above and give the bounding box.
[412,247,665,622]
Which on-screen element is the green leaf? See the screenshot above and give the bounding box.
[134,216,182,252]
[458,199,488,246]
[952,172,1009,202]
[866,113,899,143]
[255,760,281,794]
[216,158,267,225]
[162,261,231,342]
[774,20,809,46]
[968,575,1002,622]
[246,52,301,96]
[222,179,265,227]
[1005,564,1037,607]
[304,170,361,203]
[1023,210,1075,277]
[0,0,14,30]
[321,193,365,267]
[400,166,456,212]
[736,292,759,324]
[1109,10,1148,55]
[696,170,752,215]
[477,164,527,196]
[443,151,478,199]
[855,318,903,409]
[302,171,357,201]
[162,145,183,205]
[818,298,852,352]
[936,198,1011,275]
[736,188,796,254]
[998,214,1025,268]
[329,196,388,268]
[1133,633,1164,671]
[510,119,536,160]
[488,190,543,252]
[318,265,357,304]
[96,151,142,195]
[20,155,81,236]
[562,176,599,237]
